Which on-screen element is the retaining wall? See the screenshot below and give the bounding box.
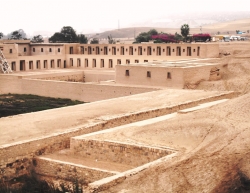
[70,139,173,167]
[34,157,115,183]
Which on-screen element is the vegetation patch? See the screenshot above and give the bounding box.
[0,94,84,118]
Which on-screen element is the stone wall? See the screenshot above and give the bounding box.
[34,157,114,183]
[70,139,173,167]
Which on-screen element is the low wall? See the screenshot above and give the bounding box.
[34,157,114,183]
[0,76,158,102]
[27,71,85,82]
[70,139,173,167]
[84,70,114,82]
[22,70,115,83]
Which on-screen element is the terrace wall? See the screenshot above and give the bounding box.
[70,139,173,167]
[34,157,114,183]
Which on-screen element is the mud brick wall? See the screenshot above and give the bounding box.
[34,157,114,183]
[70,139,174,167]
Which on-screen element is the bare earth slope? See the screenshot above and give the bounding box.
[102,92,250,193]
[197,42,250,93]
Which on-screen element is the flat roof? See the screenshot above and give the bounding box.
[120,58,220,68]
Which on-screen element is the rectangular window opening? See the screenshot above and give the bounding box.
[109,59,113,68]
[167,46,171,56]
[70,47,73,54]
[117,59,121,65]
[167,72,172,79]
[77,58,81,67]
[100,59,104,68]
[85,59,88,68]
[176,47,181,56]
[36,60,40,69]
[57,59,61,68]
[120,46,125,55]
[125,70,130,76]
[147,71,151,78]
[51,60,54,68]
[11,62,16,71]
[93,59,96,68]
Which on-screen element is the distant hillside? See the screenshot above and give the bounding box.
[89,17,250,40]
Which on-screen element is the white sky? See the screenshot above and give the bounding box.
[2,0,250,36]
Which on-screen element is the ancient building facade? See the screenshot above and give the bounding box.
[0,40,219,72]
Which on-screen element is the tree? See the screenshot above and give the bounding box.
[78,34,88,44]
[148,29,158,36]
[31,35,44,43]
[135,29,158,43]
[60,26,78,43]
[180,24,190,42]
[135,32,150,43]
[10,30,22,40]
[49,32,64,43]
[49,26,78,43]
[174,32,183,42]
[90,38,99,44]
[18,29,27,39]
[108,34,116,44]
[0,32,3,39]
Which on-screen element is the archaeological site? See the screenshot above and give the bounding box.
[1,38,250,193]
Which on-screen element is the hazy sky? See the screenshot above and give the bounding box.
[2,0,250,36]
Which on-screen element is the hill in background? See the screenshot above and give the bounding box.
[87,17,250,40]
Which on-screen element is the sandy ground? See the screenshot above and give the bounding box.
[0,89,230,146]
[98,93,250,193]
